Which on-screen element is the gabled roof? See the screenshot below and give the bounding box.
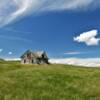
[20,49,48,59]
[33,51,44,58]
[20,49,33,58]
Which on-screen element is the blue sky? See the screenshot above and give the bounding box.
[0,0,100,59]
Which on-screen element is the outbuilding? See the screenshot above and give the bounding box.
[20,49,49,64]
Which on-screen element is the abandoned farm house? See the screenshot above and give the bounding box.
[20,49,49,64]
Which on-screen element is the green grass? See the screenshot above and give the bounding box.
[0,61,100,100]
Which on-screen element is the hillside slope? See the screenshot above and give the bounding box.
[0,61,100,100]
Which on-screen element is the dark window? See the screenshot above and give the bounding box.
[32,59,34,63]
[27,53,30,57]
[24,59,26,63]
[27,53,31,59]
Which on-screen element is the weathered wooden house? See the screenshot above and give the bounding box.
[20,49,49,64]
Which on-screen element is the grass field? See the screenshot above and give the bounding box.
[0,61,100,100]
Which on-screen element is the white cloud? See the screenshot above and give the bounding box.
[8,52,12,55]
[0,49,3,52]
[4,57,100,67]
[0,35,31,43]
[0,0,100,26]
[4,27,32,34]
[49,58,100,67]
[74,29,100,46]
[64,51,82,55]
[5,58,20,61]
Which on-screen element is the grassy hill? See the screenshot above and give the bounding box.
[0,61,100,100]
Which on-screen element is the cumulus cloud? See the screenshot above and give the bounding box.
[74,30,100,46]
[0,0,100,26]
[49,58,100,67]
